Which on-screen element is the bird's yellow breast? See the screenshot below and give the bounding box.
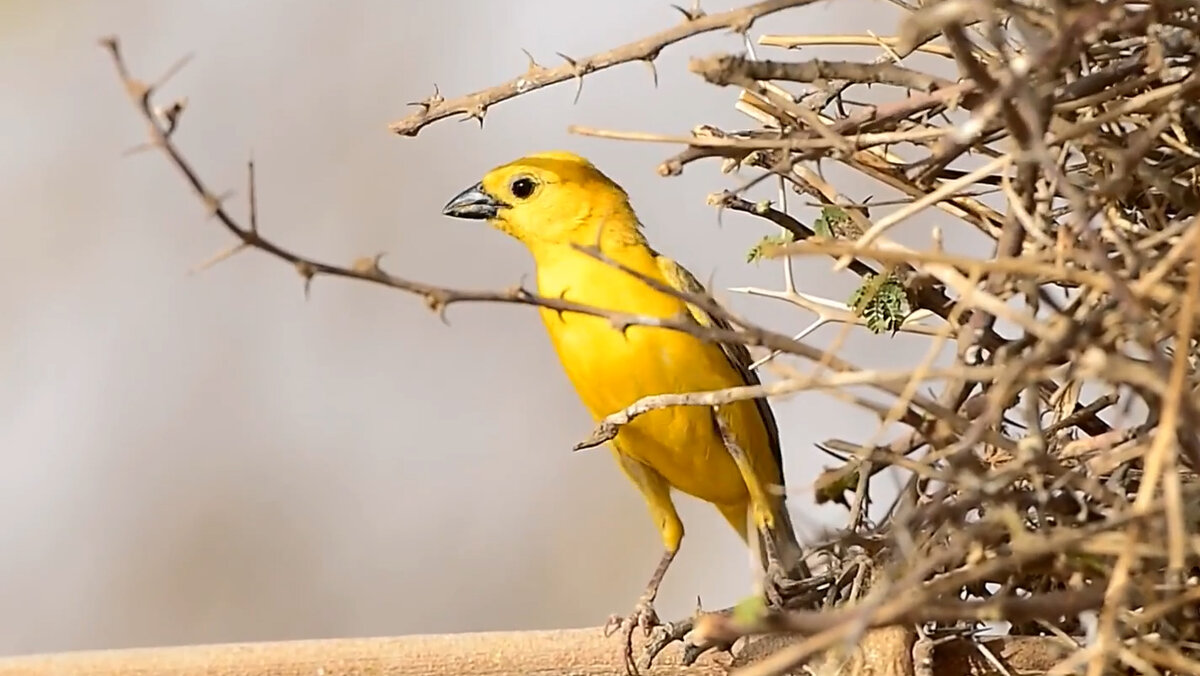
[534,246,776,506]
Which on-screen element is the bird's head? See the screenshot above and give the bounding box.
[441,150,638,247]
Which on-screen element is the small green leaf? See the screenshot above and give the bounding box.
[814,467,860,505]
[849,273,910,334]
[746,231,795,263]
[812,205,849,238]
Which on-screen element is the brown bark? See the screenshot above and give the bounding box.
[0,626,1072,676]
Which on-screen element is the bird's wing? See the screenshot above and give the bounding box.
[653,253,785,485]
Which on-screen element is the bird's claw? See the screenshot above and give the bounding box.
[763,560,803,609]
[606,595,663,675]
[604,595,659,635]
[603,612,625,638]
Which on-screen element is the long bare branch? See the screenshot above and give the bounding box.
[387,0,824,136]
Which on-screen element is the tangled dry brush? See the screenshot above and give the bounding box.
[106,0,1200,673]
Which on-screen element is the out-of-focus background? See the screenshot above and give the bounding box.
[1,0,953,657]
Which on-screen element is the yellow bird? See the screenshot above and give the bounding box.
[442,151,804,629]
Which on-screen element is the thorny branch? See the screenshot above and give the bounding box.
[388,0,823,136]
[101,38,841,366]
[104,0,1200,673]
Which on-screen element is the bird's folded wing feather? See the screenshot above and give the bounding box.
[653,253,785,485]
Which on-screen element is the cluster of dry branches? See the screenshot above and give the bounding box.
[13,0,1197,674]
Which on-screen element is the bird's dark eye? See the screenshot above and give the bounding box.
[510,177,537,199]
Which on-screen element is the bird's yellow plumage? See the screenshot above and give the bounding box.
[442,151,803,631]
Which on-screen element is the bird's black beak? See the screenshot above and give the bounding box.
[442,182,505,220]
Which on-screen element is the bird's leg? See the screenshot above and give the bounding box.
[637,548,675,627]
[759,526,782,607]
[604,548,677,676]
[746,510,810,607]
[758,513,815,609]
[759,528,793,609]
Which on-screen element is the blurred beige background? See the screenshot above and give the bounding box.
[0,0,960,658]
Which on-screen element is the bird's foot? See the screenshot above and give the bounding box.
[762,560,804,609]
[604,593,662,676]
[603,593,660,637]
